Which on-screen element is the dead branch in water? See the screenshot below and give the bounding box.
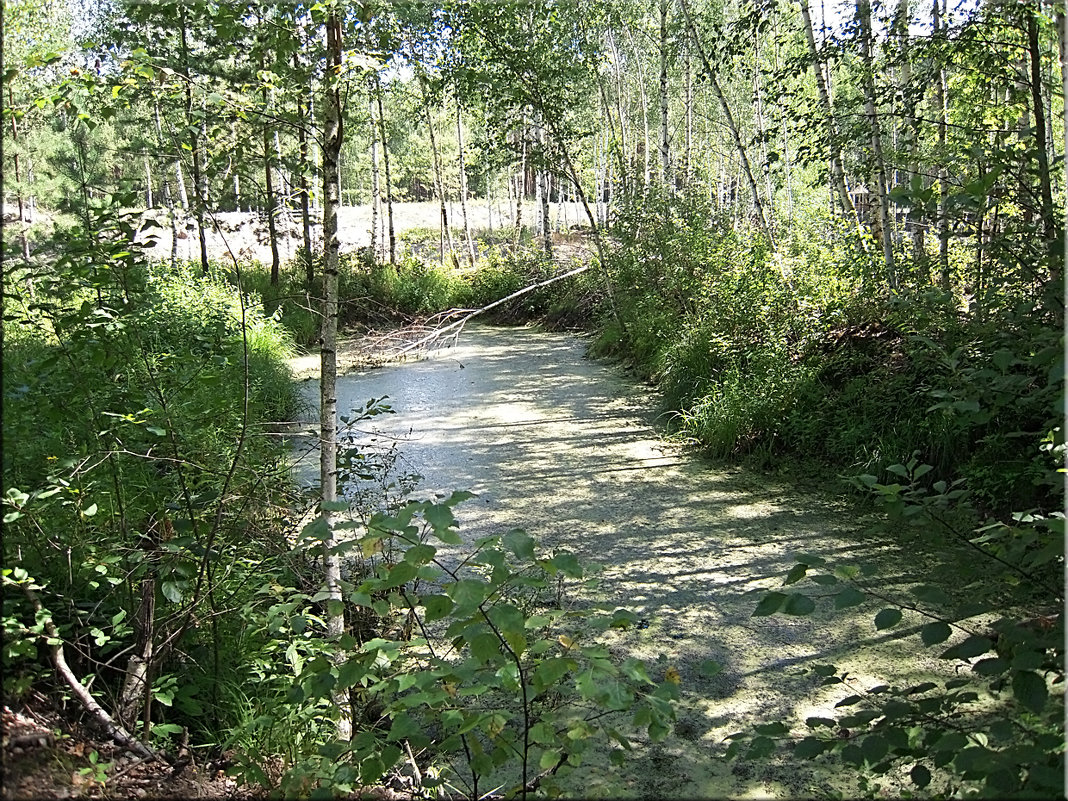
[383,263,590,360]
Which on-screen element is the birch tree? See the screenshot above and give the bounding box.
[320,5,344,657]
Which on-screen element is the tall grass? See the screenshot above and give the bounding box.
[230,231,591,347]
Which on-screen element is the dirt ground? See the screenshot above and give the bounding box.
[1,701,257,800]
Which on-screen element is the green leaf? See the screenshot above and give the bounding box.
[621,657,655,685]
[861,734,888,764]
[384,561,417,588]
[874,608,902,630]
[752,592,787,616]
[386,713,421,742]
[469,632,502,664]
[161,581,182,604]
[424,503,457,532]
[746,736,776,758]
[920,622,952,646]
[422,594,453,622]
[449,580,487,613]
[754,721,788,736]
[1011,670,1048,714]
[502,529,535,560]
[809,574,838,585]
[783,594,815,616]
[431,523,462,545]
[488,603,525,636]
[321,499,349,512]
[403,544,436,565]
[534,657,573,689]
[833,565,860,580]
[954,746,991,773]
[805,717,835,728]
[550,552,582,578]
[539,749,561,770]
[911,585,950,606]
[973,657,1008,676]
[529,722,555,745]
[834,587,866,609]
[794,737,826,758]
[783,563,808,585]
[841,744,864,765]
[609,608,639,628]
[835,695,863,707]
[910,764,931,788]
[940,635,993,660]
[444,490,475,506]
[503,630,527,658]
[337,660,367,689]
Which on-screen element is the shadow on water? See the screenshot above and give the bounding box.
[290,323,962,799]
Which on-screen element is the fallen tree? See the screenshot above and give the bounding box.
[386,262,590,360]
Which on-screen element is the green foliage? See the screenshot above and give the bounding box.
[234,237,588,348]
[728,461,1064,798]
[229,492,676,798]
[2,200,301,750]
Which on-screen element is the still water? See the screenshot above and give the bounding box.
[289,323,946,798]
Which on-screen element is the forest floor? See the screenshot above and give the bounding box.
[2,701,256,800]
[2,699,422,800]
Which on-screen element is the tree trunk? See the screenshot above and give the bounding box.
[772,25,795,220]
[514,127,526,247]
[153,102,180,270]
[261,48,281,285]
[542,115,622,329]
[143,155,153,210]
[1027,5,1056,241]
[273,129,288,205]
[375,77,396,264]
[456,103,476,269]
[856,0,897,287]
[797,0,864,239]
[322,9,350,742]
[296,53,314,284]
[659,0,671,189]
[421,82,454,266]
[369,89,381,264]
[8,87,31,260]
[932,0,951,288]
[681,0,775,248]
[893,0,926,276]
[753,38,776,223]
[539,128,552,257]
[117,550,155,731]
[625,26,651,191]
[606,30,630,197]
[1059,0,1067,287]
[684,44,693,187]
[179,8,209,275]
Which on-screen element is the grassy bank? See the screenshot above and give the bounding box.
[2,226,308,752]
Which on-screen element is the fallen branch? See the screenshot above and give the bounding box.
[390,263,590,360]
[10,576,161,762]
